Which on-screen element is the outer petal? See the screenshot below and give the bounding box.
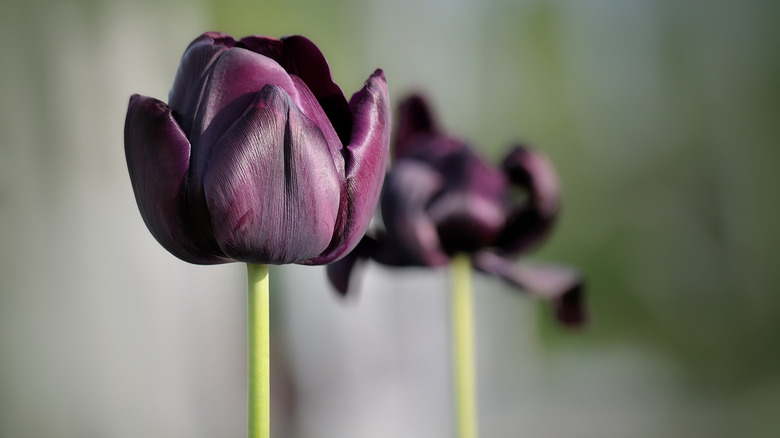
[124,95,227,264]
[378,160,450,267]
[189,46,301,149]
[305,70,391,264]
[203,85,341,264]
[496,146,561,255]
[184,47,306,241]
[472,251,586,326]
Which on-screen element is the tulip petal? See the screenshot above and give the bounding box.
[472,251,586,326]
[239,35,353,145]
[305,70,391,264]
[282,36,352,145]
[379,160,450,266]
[186,47,305,222]
[203,85,341,264]
[289,75,345,177]
[326,250,360,296]
[496,146,561,255]
[325,232,414,296]
[425,147,508,253]
[168,32,236,136]
[324,237,374,296]
[124,95,228,264]
[394,94,438,158]
[191,46,301,146]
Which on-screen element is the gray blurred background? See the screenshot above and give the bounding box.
[2,0,779,437]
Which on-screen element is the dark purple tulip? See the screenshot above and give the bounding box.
[327,95,585,326]
[125,32,391,265]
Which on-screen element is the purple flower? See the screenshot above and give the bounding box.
[327,95,585,326]
[125,32,390,265]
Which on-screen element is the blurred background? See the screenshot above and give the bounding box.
[1,0,779,436]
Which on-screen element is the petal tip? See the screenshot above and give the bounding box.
[370,69,386,82]
[554,283,587,328]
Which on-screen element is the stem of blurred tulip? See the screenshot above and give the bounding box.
[452,254,478,438]
[247,264,270,438]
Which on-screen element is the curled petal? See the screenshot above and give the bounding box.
[472,251,586,326]
[305,70,391,264]
[204,85,341,264]
[379,160,449,267]
[124,95,227,264]
[497,146,561,255]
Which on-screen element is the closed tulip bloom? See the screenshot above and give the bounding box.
[328,95,584,326]
[125,32,390,265]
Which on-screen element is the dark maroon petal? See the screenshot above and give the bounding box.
[236,35,289,71]
[472,251,586,326]
[554,283,586,327]
[185,47,303,222]
[427,190,506,254]
[200,31,238,48]
[305,70,391,264]
[326,233,391,296]
[168,33,236,136]
[425,147,508,254]
[203,85,341,265]
[190,46,300,145]
[239,35,352,145]
[326,249,362,296]
[394,94,438,158]
[281,36,352,145]
[379,160,450,267]
[289,75,345,177]
[124,95,228,264]
[496,146,561,255]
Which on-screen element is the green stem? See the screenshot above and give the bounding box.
[247,264,270,438]
[452,253,478,438]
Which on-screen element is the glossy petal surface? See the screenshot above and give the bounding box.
[124,95,226,264]
[168,33,235,136]
[307,70,391,264]
[127,33,390,266]
[204,85,341,264]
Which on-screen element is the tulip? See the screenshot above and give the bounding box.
[125,32,390,266]
[328,95,584,326]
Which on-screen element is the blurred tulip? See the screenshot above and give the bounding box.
[125,32,390,265]
[328,95,584,326]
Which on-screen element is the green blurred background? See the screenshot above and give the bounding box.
[1,0,779,436]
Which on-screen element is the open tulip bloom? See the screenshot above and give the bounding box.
[327,95,585,438]
[124,32,390,438]
[328,94,584,324]
[125,32,390,266]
